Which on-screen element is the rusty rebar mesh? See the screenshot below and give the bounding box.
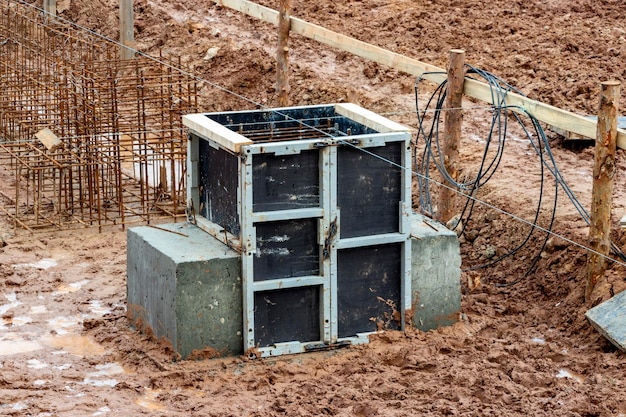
[0,1,198,232]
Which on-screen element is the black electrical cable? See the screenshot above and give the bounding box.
[414,64,626,286]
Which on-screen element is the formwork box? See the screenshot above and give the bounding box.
[184,103,415,357]
[410,214,462,331]
[126,222,243,359]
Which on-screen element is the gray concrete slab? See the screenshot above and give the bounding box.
[586,289,626,352]
[410,214,462,331]
[127,223,242,359]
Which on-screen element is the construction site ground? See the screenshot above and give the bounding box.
[1,0,626,415]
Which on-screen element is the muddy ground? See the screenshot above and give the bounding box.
[1,0,626,415]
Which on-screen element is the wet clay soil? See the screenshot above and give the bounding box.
[1,0,626,415]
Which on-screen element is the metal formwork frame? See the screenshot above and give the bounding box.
[240,138,331,356]
[240,133,412,357]
[184,104,412,358]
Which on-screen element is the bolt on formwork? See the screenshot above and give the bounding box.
[0,0,198,232]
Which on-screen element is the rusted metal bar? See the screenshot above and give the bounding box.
[0,0,197,233]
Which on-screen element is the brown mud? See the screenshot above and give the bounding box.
[0,0,625,415]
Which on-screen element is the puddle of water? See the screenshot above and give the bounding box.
[14,258,58,270]
[82,362,126,388]
[9,402,28,411]
[83,378,118,387]
[0,339,43,356]
[136,388,166,412]
[1,315,34,328]
[93,406,111,416]
[27,359,49,369]
[44,334,107,357]
[47,316,81,335]
[29,305,48,314]
[177,387,206,398]
[91,362,125,376]
[88,300,112,316]
[0,292,21,316]
[53,279,90,295]
[556,368,585,383]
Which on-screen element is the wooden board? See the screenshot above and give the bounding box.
[198,137,240,236]
[337,244,402,337]
[337,141,402,238]
[549,116,626,140]
[253,218,319,281]
[254,286,320,347]
[35,128,61,151]
[335,103,411,133]
[252,150,320,212]
[183,114,253,153]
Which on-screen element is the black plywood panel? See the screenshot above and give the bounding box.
[337,244,402,338]
[252,151,320,212]
[337,142,402,238]
[254,287,321,347]
[254,219,319,281]
[198,137,240,236]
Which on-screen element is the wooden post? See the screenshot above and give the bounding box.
[43,0,56,16]
[120,0,135,61]
[438,49,465,223]
[276,0,291,106]
[586,80,620,302]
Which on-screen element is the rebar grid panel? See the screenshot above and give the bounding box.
[0,0,198,232]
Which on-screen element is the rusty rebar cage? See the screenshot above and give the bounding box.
[0,0,198,231]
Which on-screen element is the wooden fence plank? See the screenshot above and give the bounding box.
[214,0,626,150]
[120,0,135,60]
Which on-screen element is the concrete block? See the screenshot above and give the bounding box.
[410,214,462,331]
[586,289,626,352]
[127,223,243,359]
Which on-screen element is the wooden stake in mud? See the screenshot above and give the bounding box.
[276,0,291,106]
[438,49,465,223]
[43,0,56,16]
[586,80,620,302]
[120,0,135,61]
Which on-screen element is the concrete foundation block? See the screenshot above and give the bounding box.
[586,289,626,352]
[410,214,462,331]
[127,216,461,358]
[127,223,243,359]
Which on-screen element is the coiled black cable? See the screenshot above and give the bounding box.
[414,65,626,285]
